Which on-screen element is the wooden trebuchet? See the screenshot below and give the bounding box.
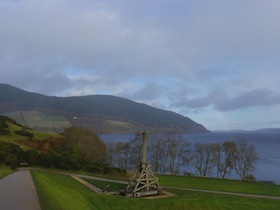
[119,131,163,197]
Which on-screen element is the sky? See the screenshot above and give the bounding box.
[1,0,280,131]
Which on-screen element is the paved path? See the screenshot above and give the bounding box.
[71,175,102,193]
[0,170,41,210]
[162,186,280,200]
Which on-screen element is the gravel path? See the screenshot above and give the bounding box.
[0,170,41,210]
[162,185,280,200]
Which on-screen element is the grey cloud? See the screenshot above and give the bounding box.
[175,89,280,111]
[217,89,280,111]
[1,0,280,114]
[126,82,166,101]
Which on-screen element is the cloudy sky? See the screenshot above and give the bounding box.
[1,0,280,131]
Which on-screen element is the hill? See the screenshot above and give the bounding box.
[252,128,280,133]
[0,84,208,133]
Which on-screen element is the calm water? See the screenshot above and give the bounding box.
[101,132,280,183]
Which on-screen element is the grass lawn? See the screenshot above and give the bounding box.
[159,175,280,197]
[83,178,127,192]
[0,165,13,179]
[31,170,280,210]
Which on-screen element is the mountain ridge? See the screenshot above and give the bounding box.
[0,84,208,133]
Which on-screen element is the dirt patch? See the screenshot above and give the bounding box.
[143,191,176,199]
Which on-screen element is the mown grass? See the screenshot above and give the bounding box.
[31,170,280,210]
[83,178,127,191]
[159,175,280,197]
[0,165,13,179]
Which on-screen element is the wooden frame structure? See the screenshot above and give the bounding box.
[120,131,163,197]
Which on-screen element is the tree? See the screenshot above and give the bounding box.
[211,143,223,178]
[220,141,238,178]
[234,140,259,180]
[0,118,9,135]
[157,135,170,174]
[212,141,238,178]
[127,132,143,168]
[115,142,131,170]
[192,143,214,177]
[72,143,84,160]
[106,141,117,166]
[165,133,191,175]
[0,142,22,169]
[55,127,107,164]
[147,134,166,173]
[105,132,143,170]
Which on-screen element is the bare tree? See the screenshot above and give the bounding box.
[115,142,131,170]
[147,134,164,173]
[220,141,238,178]
[127,132,143,168]
[165,133,191,175]
[192,143,214,177]
[211,143,223,178]
[157,135,170,174]
[106,141,117,166]
[202,141,238,178]
[234,140,259,180]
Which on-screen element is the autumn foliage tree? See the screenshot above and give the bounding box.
[55,127,107,164]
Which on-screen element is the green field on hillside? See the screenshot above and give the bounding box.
[0,121,60,143]
[31,170,280,210]
[4,111,71,132]
[0,120,60,152]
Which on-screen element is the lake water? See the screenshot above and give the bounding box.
[101,132,280,183]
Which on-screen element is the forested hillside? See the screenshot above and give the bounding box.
[0,84,208,133]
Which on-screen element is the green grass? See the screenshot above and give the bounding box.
[0,165,13,179]
[80,172,280,197]
[83,178,127,191]
[31,170,280,210]
[159,175,280,197]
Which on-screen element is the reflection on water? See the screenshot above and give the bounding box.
[101,132,280,183]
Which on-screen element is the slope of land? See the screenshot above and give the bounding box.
[0,84,208,133]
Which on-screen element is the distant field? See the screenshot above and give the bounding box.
[31,170,280,210]
[0,121,60,149]
[106,120,134,132]
[4,111,71,132]
[3,111,25,125]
